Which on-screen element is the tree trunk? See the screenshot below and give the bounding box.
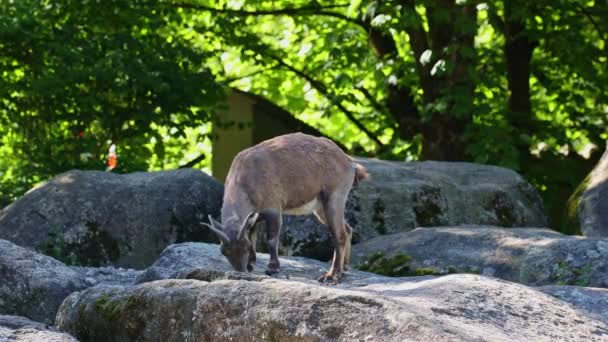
[369,0,477,160]
[419,2,477,160]
[504,0,537,131]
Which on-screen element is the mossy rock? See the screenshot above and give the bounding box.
[355,252,440,277]
[39,221,121,267]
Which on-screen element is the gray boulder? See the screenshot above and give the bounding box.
[134,242,382,284]
[539,286,608,323]
[352,226,608,287]
[279,158,547,260]
[70,266,143,287]
[56,273,608,341]
[0,239,88,325]
[568,143,608,236]
[0,315,78,342]
[0,169,223,268]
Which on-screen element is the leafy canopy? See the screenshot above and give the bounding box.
[0,0,222,205]
[1,0,607,232]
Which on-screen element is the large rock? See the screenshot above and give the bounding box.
[134,242,382,284]
[56,273,608,341]
[568,143,608,236]
[279,158,548,260]
[539,286,608,323]
[0,315,78,342]
[352,226,608,287]
[0,169,223,268]
[56,242,608,341]
[0,239,89,325]
[0,239,141,325]
[70,266,143,287]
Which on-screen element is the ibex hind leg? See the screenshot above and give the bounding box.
[317,193,349,284]
[313,209,326,225]
[315,208,352,272]
[343,222,353,271]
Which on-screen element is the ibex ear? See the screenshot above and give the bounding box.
[201,215,230,244]
[238,212,259,240]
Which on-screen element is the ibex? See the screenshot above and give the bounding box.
[203,133,368,283]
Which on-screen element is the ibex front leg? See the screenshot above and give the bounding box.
[262,209,282,276]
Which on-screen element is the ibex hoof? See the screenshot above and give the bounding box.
[247,264,255,273]
[265,269,280,276]
[317,272,341,285]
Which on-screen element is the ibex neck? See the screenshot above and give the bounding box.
[221,191,255,231]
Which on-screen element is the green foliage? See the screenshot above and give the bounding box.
[555,260,593,286]
[0,0,606,234]
[184,0,607,231]
[0,0,222,205]
[356,252,440,277]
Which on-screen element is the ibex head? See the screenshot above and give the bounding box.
[202,212,259,272]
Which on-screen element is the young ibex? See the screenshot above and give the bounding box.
[203,132,368,283]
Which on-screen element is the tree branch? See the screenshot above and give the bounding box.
[179,153,206,169]
[174,2,368,31]
[355,86,388,117]
[575,4,608,43]
[222,64,280,85]
[268,55,385,147]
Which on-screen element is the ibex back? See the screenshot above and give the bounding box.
[203,132,368,283]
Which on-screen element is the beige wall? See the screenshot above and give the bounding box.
[212,90,325,181]
[211,91,254,182]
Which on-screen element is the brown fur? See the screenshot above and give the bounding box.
[206,132,368,283]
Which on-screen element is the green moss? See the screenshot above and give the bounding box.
[372,198,386,235]
[555,260,593,286]
[487,193,516,226]
[412,268,440,276]
[93,293,141,325]
[39,221,120,266]
[40,226,76,264]
[355,252,441,277]
[562,175,589,235]
[412,187,445,227]
[94,294,122,321]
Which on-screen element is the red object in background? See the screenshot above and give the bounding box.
[107,144,117,170]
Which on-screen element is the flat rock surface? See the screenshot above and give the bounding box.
[134,242,382,285]
[352,226,608,287]
[0,315,78,342]
[71,266,142,287]
[539,286,608,323]
[56,274,608,342]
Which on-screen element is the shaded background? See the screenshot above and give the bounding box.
[1,0,607,233]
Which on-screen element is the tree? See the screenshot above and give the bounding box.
[177,0,607,229]
[1,0,606,231]
[0,0,222,205]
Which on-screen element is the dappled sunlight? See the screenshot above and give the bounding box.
[0,1,606,340]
